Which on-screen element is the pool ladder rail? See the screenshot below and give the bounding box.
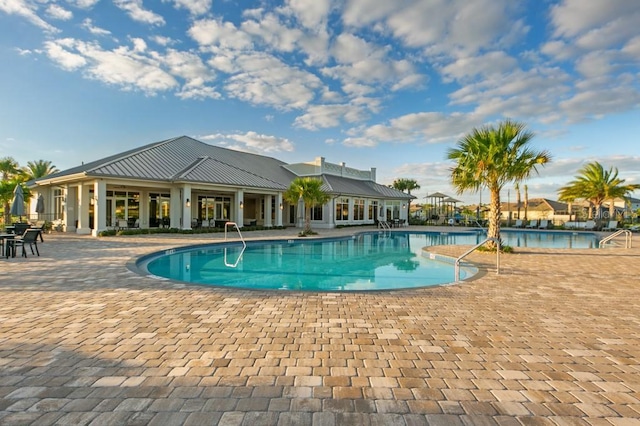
[598,229,632,249]
[454,237,500,282]
[223,222,246,268]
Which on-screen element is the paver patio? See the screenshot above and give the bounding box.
[1,227,639,425]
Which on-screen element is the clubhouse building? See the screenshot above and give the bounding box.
[29,136,413,236]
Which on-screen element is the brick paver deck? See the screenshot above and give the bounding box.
[1,227,639,425]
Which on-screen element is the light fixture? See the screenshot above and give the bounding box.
[403,203,406,209]
[240,201,244,209]
[279,203,283,210]
[186,198,191,207]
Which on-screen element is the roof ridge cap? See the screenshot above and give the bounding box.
[173,155,210,180]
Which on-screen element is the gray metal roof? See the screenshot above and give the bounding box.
[322,175,413,199]
[38,136,295,190]
[36,135,410,199]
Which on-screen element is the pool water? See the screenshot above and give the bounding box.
[141,230,599,291]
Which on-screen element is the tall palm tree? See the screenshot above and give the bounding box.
[391,178,420,215]
[1,157,22,226]
[558,162,640,220]
[24,160,59,180]
[283,177,330,235]
[524,184,529,221]
[447,120,551,249]
[515,183,521,219]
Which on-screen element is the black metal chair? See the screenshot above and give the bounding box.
[7,229,41,258]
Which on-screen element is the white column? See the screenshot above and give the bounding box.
[92,180,107,236]
[76,184,91,234]
[276,193,283,227]
[170,187,181,229]
[265,195,273,228]
[139,190,148,229]
[236,190,244,225]
[64,186,76,232]
[183,185,192,230]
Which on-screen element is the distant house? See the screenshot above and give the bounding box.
[501,198,570,225]
[28,136,412,236]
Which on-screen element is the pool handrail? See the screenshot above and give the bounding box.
[224,222,246,267]
[598,229,632,248]
[455,237,500,282]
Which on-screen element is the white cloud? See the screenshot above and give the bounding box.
[241,12,303,52]
[622,36,640,57]
[550,0,639,39]
[66,0,100,8]
[224,52,322,110]
[201,131,294,153]
[294,103,370,130]
[81,18,111,36]
[189,19,253,50]
[44,39,87,70]
[284,0,332,31]
[44,38,178,94]
[46,4,72,20]
[559,86,640,123]
[114,0,165,26]
[150,35,176,46]
[0,0,58,32]
[172,0,211,16]
[343,0,526,57]
[341,111,482,148]
[439,51,518,83]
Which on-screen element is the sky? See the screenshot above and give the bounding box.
[1,0,639,205]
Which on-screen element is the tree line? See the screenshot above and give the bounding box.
[1,157,59,225]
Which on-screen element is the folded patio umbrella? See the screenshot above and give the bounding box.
[35,193,45,214]
[10,185,25,220]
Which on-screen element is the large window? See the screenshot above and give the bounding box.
[108,190,140,227]
[199,196,230,220]
[54,188,64,220]
[336,197,349,221]
[311,205,323,221]
[369,200,378,221]
[353,199,364,221]
[150,193,170,227]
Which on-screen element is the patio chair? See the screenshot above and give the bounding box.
[525,220,538,228]
[513,219,523,228]
[7,229,41,258]
[584,220,597,231]
[602,220,618,231]
[538,220,549,229]
[13,222,30,235]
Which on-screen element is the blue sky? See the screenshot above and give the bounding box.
[1,0,639,204]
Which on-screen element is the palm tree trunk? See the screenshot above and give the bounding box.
[487,186,501,250]
[305,207,312,233]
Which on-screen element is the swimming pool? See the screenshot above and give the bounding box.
[139,230,599,291]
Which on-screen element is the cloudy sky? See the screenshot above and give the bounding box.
[1,0,639,204]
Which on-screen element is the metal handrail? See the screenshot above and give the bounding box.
[454,237,500,282]
[598,229,632,248]
[224,222,246,268]
[378,220,390,230]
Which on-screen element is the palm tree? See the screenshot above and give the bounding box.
[447,120,551,249]
[524,184,529,221]
[1,157,22,226]
[283,177,330,235]
[558,161,640,221]
[515,183,521,219]
[24,160,59,180]
[391,178,420,216]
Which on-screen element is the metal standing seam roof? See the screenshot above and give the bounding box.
[35,135,412,199]
[322,175,413,199]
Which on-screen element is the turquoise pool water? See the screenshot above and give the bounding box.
[141,230,599,291]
